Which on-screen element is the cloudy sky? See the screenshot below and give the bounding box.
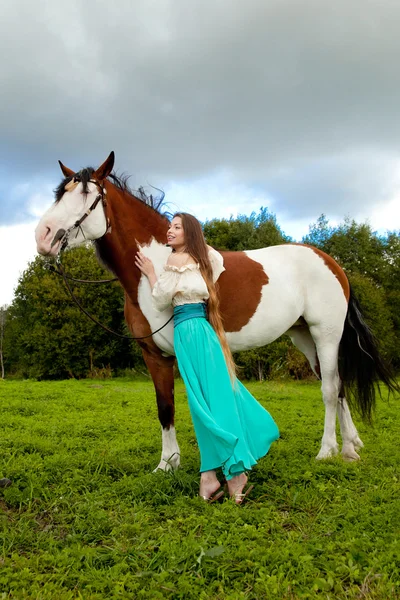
[1,0,400,305]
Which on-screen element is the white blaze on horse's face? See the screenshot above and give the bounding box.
[35,181,107,256]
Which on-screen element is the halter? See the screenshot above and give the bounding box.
[50,174,174,341]
[52,174,108,254]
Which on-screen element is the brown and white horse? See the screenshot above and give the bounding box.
[35,152,398,469]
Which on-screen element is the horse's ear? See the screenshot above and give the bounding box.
[58,161,75,178]
[94,151,115,181]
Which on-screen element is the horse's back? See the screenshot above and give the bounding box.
[220,244,349,351]
[244,243,348,301]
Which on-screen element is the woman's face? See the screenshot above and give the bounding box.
[167,216,185,250]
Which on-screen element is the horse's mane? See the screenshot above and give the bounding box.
[54,168,170,221]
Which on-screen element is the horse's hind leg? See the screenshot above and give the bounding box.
[307,326,342,459]
[289,325,363,461]
[288,325,338,459]
[337,395,363,461]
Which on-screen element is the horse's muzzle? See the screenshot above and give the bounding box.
[51,228,66,248]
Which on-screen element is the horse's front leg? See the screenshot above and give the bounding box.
[141,348,180,472]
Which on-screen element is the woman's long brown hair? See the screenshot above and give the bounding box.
[173,212,237,382]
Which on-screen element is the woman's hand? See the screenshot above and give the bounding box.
[135,252,154,276]
[135,251,157,288]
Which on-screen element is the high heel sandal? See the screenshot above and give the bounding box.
[232,484,254,505]
[200,488,225,503]
[226,472,254,505]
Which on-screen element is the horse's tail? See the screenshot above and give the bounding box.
[338,285,399,423]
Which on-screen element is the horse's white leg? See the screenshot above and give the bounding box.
[290,326,363,461]
[310,330,341,460]
[288,325,339,459]
[337,397,363,461]
[154,425,181,472]
[317,371,340,459]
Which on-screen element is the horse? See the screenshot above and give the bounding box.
[35,151,398,469]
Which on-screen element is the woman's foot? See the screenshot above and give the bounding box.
[227,472,252,504]
[199,471,223,501]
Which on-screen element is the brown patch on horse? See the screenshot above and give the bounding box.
[124,297,175,428]
[217,251,268,332]
[95,180,169,299]
[104,180,168,246]
[296,244,350,301]
[124,297,174,362]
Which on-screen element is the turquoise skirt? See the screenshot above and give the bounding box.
[173,303,279,480]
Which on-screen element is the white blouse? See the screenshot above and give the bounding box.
[152,248,225,312]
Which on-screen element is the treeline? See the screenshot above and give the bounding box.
[2,208,399,380]
[1,249,144,379]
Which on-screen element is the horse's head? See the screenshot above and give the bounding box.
[35,152,115,256]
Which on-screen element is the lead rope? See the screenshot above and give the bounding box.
[45,263,118,284]
[56,261,174,340]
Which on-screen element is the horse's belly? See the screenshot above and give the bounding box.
[226,271,300,351]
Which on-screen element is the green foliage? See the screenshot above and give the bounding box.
[3,247,144,379]
[304,216,400,371]
[312,219,385,281]
[0,378,399,599]
[348,273,396,361]
[303,214,334,248]
[203,206,291,250]
[235,341,313,382]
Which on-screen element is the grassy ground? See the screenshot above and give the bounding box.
[0,377,399,599]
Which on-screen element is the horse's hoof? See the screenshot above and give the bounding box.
[153,461,173,473]
[343,454,360,462]
[342,449,361,462]
[0,478,12,488]
[316,453,328,461]
[316,445,339,460]
[153,453,181,473]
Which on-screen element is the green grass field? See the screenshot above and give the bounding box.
[0,378,399,599]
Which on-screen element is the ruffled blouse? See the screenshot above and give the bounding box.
[152,248,225,312]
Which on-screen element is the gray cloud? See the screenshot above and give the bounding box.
[1,0,400,224]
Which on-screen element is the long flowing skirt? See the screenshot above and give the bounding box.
[173,303,279,480]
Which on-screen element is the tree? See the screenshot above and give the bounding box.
[4,246,144,379]
[304,216,400,371]
[347,272,396,361]
[203,207,291,250]
[303,214,333,248]
[0,305,6,379]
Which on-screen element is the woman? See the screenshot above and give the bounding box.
[135,213,279,504]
